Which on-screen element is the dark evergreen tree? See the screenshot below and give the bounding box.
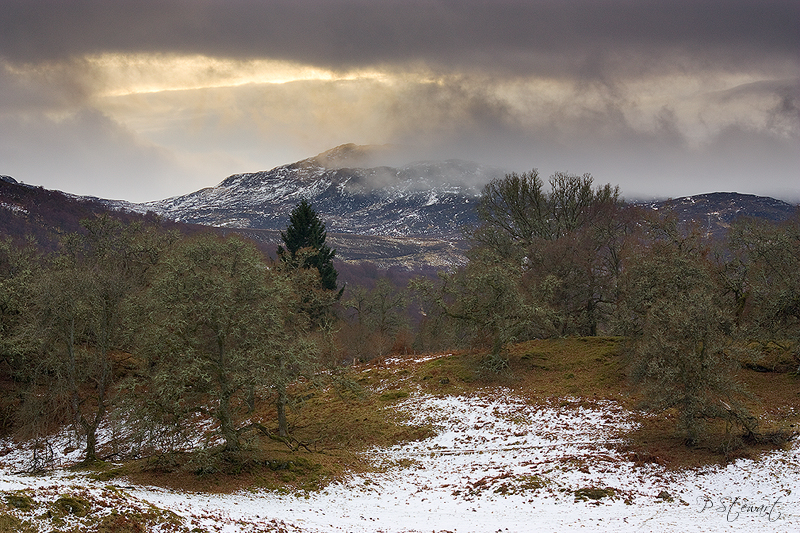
[278,200,339,291]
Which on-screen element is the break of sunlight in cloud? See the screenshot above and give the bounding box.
[3,45,796,204]
[85,62,798,203]
[84,53,395,97]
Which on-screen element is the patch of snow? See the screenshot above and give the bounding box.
[424,191,439,206]
[383,353,452,365]
[1,394,797,532]
[0,202,27,214]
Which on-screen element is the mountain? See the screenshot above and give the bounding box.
[121,146,798,246]
[5,146,798,269]
[122,144,505,240]
[640,192,798,241]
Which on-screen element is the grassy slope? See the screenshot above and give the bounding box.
[120,337,798,491]
[2,338,798,531]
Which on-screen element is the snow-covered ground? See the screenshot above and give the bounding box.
[1,392,798,532]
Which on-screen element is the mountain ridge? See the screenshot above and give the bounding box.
[641,191,798,240]
[119,144,796,242]
[3,145,798,268]
[121,145,504,239]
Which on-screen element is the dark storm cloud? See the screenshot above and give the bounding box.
[1,0,797,203]
[2,0,797,75]
[0,58,90,112]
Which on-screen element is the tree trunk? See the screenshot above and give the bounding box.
[83,356,110,463]
[216,338,239,453]
[246,383,256,414]
[586,298,598,336]
[83,420,97,462]
[276,386,289,438]
[218,390,239,453]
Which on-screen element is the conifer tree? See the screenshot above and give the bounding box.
[278,200,339,291]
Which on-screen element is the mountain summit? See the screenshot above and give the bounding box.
[118,145,798,246]
[133,144,506,238]
[297,143,405,170]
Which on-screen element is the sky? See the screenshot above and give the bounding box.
[1,0,798,203]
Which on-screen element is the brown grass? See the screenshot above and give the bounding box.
[3,338,795,533]
[340,337,799,472]
[41,338,800,492]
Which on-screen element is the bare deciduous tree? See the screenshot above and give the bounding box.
[474,170,627,335]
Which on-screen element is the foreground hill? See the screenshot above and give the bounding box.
[1,338,798,532]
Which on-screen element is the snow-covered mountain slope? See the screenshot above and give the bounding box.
[126,144,505,239]
[111,144,798,245]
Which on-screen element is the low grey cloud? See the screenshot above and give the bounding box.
[0,107,202,201]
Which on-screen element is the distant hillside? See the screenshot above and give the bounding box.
[1,175,129,250]
[116,144,504,240]
[4,152,798,269]
[641,192,798,241]
[0,175,216,254]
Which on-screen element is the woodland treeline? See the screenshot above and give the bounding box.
[0,171,798,468]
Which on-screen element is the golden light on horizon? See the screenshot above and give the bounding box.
[84,53,394,96]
